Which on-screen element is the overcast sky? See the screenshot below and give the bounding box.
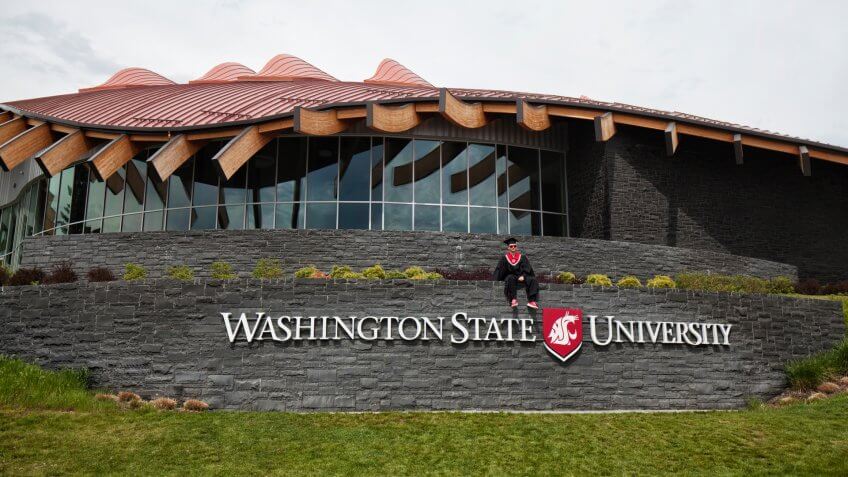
[0,0,845,145]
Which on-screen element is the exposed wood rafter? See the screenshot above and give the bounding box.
[0,117,27,150]
[211,126,273,180]
[0,122,53,171]
[438,89,487,128]
[516,100,550,132]
[799,145,811,176]
[88,134,140,181]
[293,107,350,135]
[366,103,421,133]
[594,112,616,142]
[733,134,744,165]
[664,122,678,156]
[0,111,11,123]
[147,134,207,182]
[34,129,92,177]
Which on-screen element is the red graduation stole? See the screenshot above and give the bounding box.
[505,252,521,266]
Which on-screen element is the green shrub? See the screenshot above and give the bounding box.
[295,266,318,278]
[404,266,426,279]
[411,272,443,280]
[123,263,147,281]
[616,276,642,288]
[675,273,792,295]
[585,274,612,287]
[166,265,194,281]
[646,275,676,289]
[211,262,237,280]
[786,338,848,390]
[556,272,579,284]
[252,259,282,279]
[330,265,353,278]
[768,276,795,294]
[362,264,386,280]
[385,270,407,279]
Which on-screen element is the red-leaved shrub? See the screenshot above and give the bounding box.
[0,266,9,286]
[795,278,822,295]
[433,268,493,281]
[44,262,78,284]
[7,268,46,286]
[87,266,116,282]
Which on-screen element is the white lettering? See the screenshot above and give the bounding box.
[221,312,265,343]
[398,316,422,340]
[451,313,470,344]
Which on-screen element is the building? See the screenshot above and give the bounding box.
[0,54,846,279]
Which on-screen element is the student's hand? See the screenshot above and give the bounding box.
[518,276,525,282]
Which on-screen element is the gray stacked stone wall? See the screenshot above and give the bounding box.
[567,123,848,281]
[19,229,797,281]
[0,279,842,411]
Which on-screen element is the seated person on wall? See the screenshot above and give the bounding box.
[492,237,539,309]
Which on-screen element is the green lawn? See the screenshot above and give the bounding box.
[1,398,847,476]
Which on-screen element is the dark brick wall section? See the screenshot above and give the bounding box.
[0,280,842,411]
[19,228,797,281]
[567,124,848,281]
[566,121,609,240]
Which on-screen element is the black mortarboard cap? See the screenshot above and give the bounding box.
[503,237,518,245]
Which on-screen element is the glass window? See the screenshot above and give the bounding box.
[338,203,369,230]
[246,203,275,229]
[218,165,245,230]
[414,204,439,231]
[508,146,540,211]
[509,209,540,236]
[384,203,411,230]
[84,173,105,234]
[4,211,16,255]
[55,167,75,231]
[468,144,496,207]
[496,145,508,208]
[339,137,371,202]
[443,205,468,233]
[191,206,217,230]
[371,138,384,202]
[370,203,382,230]
[143,167,166,232]
[102,168,125,233]
[277,138,307,202]
[275,202,303,229]
[498,208,509,234]
[413,140,440,204]
[43,174,61,234]
[543,213,566,237]
[193,157,219,208]
[0,210,7,254]
[306,202,336,229]
[540,150,565,213]
[122,157,147,232]
[470,207,497,234]
[384,139,413,202]
[68,165,89,234]
[306,137,338,201]
[441,142,468,205]
[248,141,277,203]
[167,158,193,209]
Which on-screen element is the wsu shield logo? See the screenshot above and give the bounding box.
[542,308,583,362]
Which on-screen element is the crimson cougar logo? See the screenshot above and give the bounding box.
[542,308,583,362]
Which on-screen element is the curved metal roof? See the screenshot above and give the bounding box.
[190,62,256,84]
[78,67,175,93]
[365,59,433,88]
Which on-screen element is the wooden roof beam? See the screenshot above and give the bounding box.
[516,100,550,132]
[733,134,744,165]
[0,117,27,149]
[0,122,54,171]
[0,111,11,123]
[664,122,678,156]
[366,103,421,133]
[438,89,487,128]
[293,107,351,135]
[147,134,207,182]
[88,134,141,181]
[34,129,92,177]
[211,126,274,180]
[799,145,811,176]
[594,112,616,142]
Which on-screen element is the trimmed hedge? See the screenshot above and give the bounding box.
[676,273,794,295]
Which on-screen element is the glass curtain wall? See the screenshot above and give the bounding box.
[1,135,568,267]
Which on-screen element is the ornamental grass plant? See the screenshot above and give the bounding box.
[252,259,283,279]
[646,275,676,289]
[44,262,78,284]
[616,276,642,288]
[675,273,794,294]
[7,268,46,286]
[785,338,848,391]
[210,262,237,280]
[0,356,112,411]
[166,265,194,281]
[123,263,147,281]
[87,267,116,282]
[585,274,613,287]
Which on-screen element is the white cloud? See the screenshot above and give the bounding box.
[0,0,845,146]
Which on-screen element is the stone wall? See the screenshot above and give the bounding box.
[0,279,842,411]
[567,123,848,281]
[19,228,797,280]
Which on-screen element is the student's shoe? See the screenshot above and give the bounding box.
[510,299,518,308]
[526,301,539,309]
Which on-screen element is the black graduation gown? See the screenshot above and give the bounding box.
[492,253,539,302]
